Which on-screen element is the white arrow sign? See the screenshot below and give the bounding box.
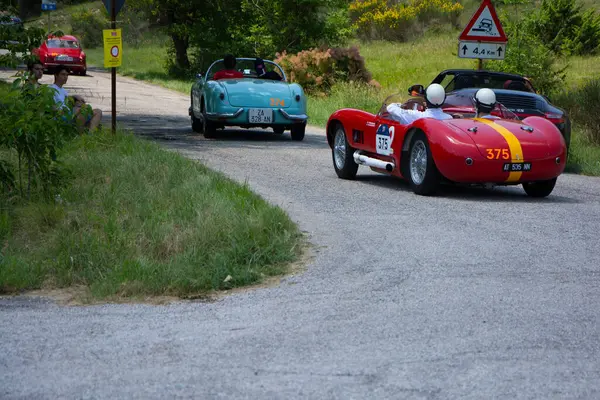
[458,41,507,60]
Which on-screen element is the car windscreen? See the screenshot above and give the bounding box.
[207,59,283,80]
[444,73,532,92]
[46,39,80,49]
[444,93,520,120]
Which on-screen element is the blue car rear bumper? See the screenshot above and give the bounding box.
[206,107,308,126]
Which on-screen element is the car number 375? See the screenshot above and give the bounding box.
[377,136,389,151]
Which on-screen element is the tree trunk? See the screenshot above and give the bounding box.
[18,0,42,21]
[171,34,190,71]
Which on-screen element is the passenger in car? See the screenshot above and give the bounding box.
[386,83,453,124]
[254,58,282,81]
[213,54,244,80]
[474,88,500,119]
[503,80,530,92]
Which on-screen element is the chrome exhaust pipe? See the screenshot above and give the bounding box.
[353,151,395,172]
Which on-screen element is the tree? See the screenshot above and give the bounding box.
[18,0,42,21]
[126,0,245,76]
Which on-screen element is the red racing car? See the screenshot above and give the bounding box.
[326,93,567,197]
[33,35,87,76]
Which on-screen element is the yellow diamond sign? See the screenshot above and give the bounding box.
[103,29,122,68]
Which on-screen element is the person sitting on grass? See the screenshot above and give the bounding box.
[26,58,44,88]
[49,65,102,132]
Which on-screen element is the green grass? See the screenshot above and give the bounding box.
[557,55,600,86]
[0,129,304,301]
[567,131,600,175]
[355,34,476,93]
[85,44,193,94]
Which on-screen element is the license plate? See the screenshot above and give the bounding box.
[56,55,73,61]
[248,108,273,123]
[503,162,532,172]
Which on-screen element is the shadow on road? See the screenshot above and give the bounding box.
[351,173,580,204]
[114,113,328,150]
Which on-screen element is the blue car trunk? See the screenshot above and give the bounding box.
[221,79,293,108]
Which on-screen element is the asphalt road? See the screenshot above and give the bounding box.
[1,69,600,399]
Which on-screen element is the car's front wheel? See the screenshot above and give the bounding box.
[522,178,557,198]
[408,131,439,195]
[332,123,358,179]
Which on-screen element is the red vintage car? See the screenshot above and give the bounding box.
[33,35,87,76]
[326,93,567,198]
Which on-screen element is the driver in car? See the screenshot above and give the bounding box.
[386,83,453,124]
[213,54,244,80]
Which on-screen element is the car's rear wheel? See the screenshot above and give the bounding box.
[290,123,305,141]
[522,178,557,198]
[190,94,203,133]
[332,123,358,180]
[408,131,439,195]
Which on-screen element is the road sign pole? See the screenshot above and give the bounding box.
[111,0,116,135]
[478,58,483,70]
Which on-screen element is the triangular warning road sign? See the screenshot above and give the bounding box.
[459,0,507,42]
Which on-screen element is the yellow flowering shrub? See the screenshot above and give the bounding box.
[349,0,464,40]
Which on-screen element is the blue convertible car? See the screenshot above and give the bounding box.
[189,57,308,140]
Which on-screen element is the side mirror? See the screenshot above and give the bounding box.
[408,84,425,96]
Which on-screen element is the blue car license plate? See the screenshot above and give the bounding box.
[249,108,273,123]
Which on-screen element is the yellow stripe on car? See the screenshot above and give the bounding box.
[475,118,523,182]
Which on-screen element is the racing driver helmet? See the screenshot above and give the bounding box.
[474,88,497,114]
[424,83,446,108]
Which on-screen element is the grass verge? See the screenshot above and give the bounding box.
[566,131,600,176]
[0,129,304,301]
[86,45,193,94]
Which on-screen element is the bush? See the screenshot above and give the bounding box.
[70,8,107,49]
[0,79,80,201]
[274,46,380,95]
[527,0,600,56]
[561,9,600,55]
[487,16,567,97]
[349,0,463,41]
[554,78,600,145]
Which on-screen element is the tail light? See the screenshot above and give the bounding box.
[545,113,564,124]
